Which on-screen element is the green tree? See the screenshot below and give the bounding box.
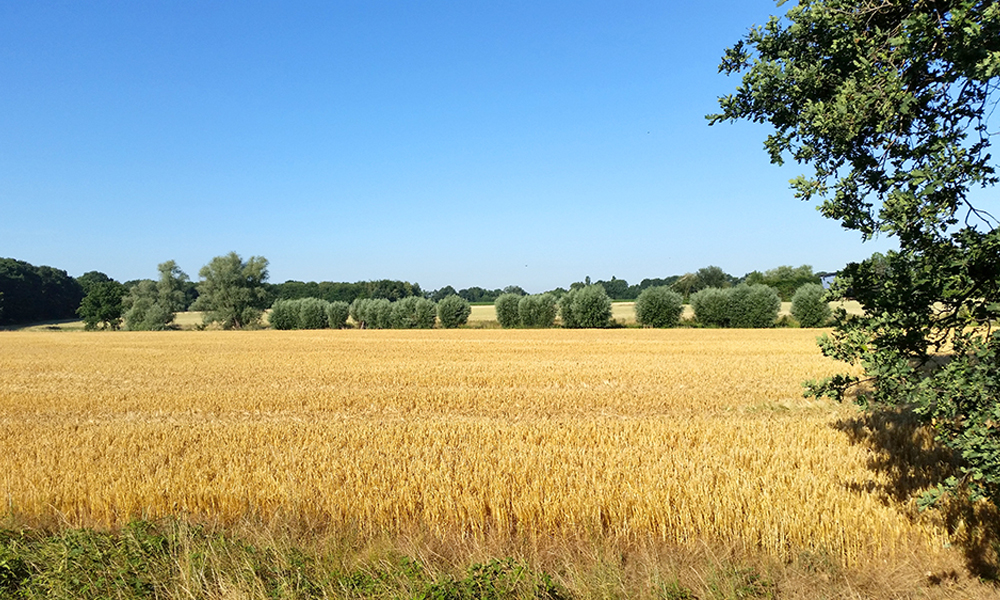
[77,280,126,330]
[437,294,472,329]
[634,286,684,328]
[494,293,522,328]
[390,296,436,329]
[559,285,612,328]
[123,261,190,331]
[712,0,1000,507]
[790,283,832,327]
[326,301,350,329]
[690,287,730,327]
[268,299,299,330]
[744,265,820,301]
[518,294,557,328]
[193,253,269,329]
[727,284,781,328]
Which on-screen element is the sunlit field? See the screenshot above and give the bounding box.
[0,327,966,574]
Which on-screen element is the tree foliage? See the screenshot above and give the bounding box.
[193,253,269,329]
[77,280,126,330]
[0,258,83,325]
[634,286,684,328]
[437,294,472,329]
[494,293,522,328]
[559,285,612,328]
[712,0,1000,506]
[690,287,731,327]
[123,261,190,331]
[744,265,820,301]
[727,284,781,329]
[790,282,832,327]
[518,294,557,328]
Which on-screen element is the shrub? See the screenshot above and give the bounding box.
[634,286,684,328]
[350,298,392,329]
[691,287,730,327]
[518,294,557,328]
[391,296,437,329]
[558,293,578,328]
[790,283,831,328]
[269,299,299,330]
[494,293,522,328]
[326,300,350,329]
[348,298,367,327]
[437,295,471,329]
[560,285,612,328]
[297,297,330,329]
[728,284,780,328]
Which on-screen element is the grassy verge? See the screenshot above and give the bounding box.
[1,518,996,599]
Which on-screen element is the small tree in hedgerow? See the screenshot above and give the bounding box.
[690,287,730,327]
[728,283,781,328]
[268,299,299,330]
[518,294,557,328]
[437,294,471,329]
[326,300,349,329]
[494,293,522,328]
[790,283,831,328]
[297,297,329,329]
[560,285,612,328]
[634,286,684,328]
[390,296,436,329]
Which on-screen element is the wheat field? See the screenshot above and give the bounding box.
[0,329,955,567]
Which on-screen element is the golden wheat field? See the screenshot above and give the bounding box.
[0,328,958,568]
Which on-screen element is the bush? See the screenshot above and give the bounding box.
[298,297,330,329]
[634,286,684,328]
[350,298,392,329]
[728,283,780,328]
[790,283,831,328]
[391,296,436,329]
[517,294,557,328]
[269,299,299,330]
[691,287,730,327]
[494,293,522,328]
[437,295,471,329]
[560,285,612,328]
[558,293,578,328]
[326,300,350,329]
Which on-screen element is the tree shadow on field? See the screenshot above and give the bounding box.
[831,407,1000,581]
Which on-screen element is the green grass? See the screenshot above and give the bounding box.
[0,519,579,600]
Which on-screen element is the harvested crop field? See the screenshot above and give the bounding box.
[0,329,975,572]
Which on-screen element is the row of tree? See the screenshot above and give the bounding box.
[2,253,827,330]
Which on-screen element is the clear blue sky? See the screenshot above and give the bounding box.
[1,1,895,293]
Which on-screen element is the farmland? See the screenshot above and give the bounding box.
[0,328,995,597]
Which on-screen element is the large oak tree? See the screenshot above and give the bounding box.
[711,0,999,507]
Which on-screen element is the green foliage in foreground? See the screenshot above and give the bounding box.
[713,0,1000,506]
[0,520,573,600]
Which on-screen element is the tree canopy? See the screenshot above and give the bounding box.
[712,0,999,507]
[193,252,270,329]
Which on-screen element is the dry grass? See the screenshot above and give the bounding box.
[0,328,991,593]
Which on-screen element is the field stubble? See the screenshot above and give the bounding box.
[0,328,979,578]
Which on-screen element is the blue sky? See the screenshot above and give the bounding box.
[1,1,896,293]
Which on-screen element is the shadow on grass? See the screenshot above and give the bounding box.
[831,408,1000,581]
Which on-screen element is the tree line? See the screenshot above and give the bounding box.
[1,253,826,329]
